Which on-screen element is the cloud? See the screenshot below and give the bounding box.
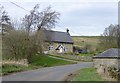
[0,0,118,36]
[1,0,119,3]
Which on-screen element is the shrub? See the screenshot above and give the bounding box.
[2,30,43,63]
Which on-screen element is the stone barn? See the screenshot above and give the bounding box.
[42,29,74,54]
[93,48,120,79]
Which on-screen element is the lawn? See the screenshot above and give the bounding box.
[1,54,76,75]
[30,54,76,67]
[72,68,104,81]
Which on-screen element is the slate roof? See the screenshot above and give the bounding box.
[43,30,73,44]
[93,48,120,58]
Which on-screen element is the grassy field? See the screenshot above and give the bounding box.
[72,36,100,48]
[1,54,76,75]
[72,68,104,81]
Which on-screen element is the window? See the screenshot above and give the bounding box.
[49,45,54,50]
[64,48,68,52]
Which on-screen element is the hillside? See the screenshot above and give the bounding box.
[72,36,100,50]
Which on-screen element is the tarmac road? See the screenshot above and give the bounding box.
[2,62,93,81]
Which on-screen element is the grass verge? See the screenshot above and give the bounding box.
[71,68,104,81]
[1,64,37,75]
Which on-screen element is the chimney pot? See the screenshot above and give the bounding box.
[67,28,69,33]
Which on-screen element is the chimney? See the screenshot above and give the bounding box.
[66,28,69,33]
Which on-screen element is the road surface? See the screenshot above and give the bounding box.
[2,62,93,81]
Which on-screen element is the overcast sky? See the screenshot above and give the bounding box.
[0,0,119,36]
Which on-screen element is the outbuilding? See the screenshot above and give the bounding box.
[93,48,120,75]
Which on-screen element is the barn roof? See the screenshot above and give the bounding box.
[93,48,120,58]
[43,30,73,44]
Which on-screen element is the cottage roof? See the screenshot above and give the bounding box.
[43,30,73,44]
[93,48,120,58]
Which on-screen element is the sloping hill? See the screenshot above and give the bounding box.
[72,36,100,49]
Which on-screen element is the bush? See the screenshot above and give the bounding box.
[2,30,43,63]
[2,64,25,75]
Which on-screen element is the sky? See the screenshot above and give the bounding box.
[0,0,119,36]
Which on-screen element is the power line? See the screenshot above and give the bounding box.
[5,0,83,36]
[6,0,30,12]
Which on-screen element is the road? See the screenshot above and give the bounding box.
[2,62,93,81]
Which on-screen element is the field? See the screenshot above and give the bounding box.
[72,36,101,53]
[72,36,100,48]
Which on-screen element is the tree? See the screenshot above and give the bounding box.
[22,4,60,33]
[11,18,23,30]
[117,25,120,48]
[99,24,119,50]
[2,29,42,63]
[22,4,60,56]
[0,5,12,35]
[0,5,4,23]
[0,5,11,25]
[2,4,60,63]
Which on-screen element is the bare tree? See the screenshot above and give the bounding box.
[11,18,23,30]
[0,5,13,35]
[22,4,60,33]
[37,6,60,31]
[99,24,119,50]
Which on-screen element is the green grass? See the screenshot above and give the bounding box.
[72,68,104,81]
[30,54,76,67]
[1,54,76,75]
[1,64,29,75]
[49,54,81,61]
[1,64,42,75]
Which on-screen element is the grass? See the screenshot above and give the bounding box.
[1,54,76,75]
[78,53,94,56]
[49,54,81,61]
[72,36,100,48]
[72,68,104,81]
[49,54,93,62]
[30,54,76,67]
[1,64,33,75]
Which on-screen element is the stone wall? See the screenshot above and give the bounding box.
[93,58,120,80]
[62,43,73,53]
[93,58,118,69]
